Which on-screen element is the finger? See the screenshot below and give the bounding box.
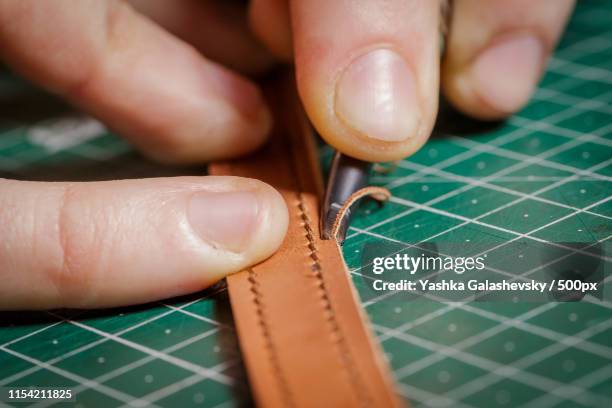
[249,0,293,61]
[442,0,575,119]
[129,0,277,75]
[0,176,288,310]
[290,0,441,162]
[0,0,271,164]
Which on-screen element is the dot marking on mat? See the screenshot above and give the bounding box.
[193,393,205,404]
[437,371,451,384]
[448,323,457,333]
[97,357,105,364]
[144,374,154,383]
[496,390,511,405]
[569,312,578,322]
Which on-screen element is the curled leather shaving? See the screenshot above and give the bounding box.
[330,186,391,241]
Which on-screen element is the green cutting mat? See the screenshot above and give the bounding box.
[1,1,611,407]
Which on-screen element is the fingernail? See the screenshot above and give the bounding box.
[188,191,260,253]
[335,48,419,142]
[470,34,544,113]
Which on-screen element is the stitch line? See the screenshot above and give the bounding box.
[296,192,373,407]
[247,268,295,407]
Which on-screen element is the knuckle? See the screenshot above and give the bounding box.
[62,0,131,98]
[50,185,98,307]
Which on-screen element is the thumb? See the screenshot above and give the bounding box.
[0,176,288,310]
[290,0,441,162]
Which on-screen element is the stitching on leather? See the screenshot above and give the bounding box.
[296,193,373,407]
[247,268,295,407]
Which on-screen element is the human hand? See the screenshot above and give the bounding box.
[0,0,289,310]
[0,0,574,309]
[280,0,575,161]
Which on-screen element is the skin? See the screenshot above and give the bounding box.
[0,0,575,310]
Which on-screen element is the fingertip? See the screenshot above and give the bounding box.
[116,52,273,165]
[441,0,575,120]
[105,47,274,164]
[209,64,272,125]
[300,46,436,163]
[241,178,289,266]
[443,32,545,120]
[291,0,440,162]
[187,176,288,279]
[138,86,273,165]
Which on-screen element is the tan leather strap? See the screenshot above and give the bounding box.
[209,77,403,408]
